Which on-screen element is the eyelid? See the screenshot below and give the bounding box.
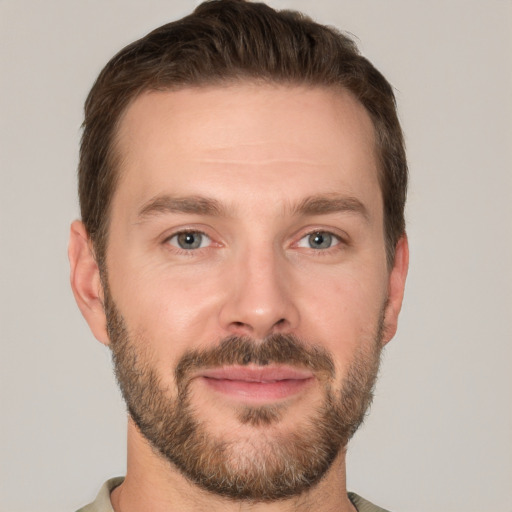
[161,226,221,253]
[292,226,348,246]
[167,230,211,249]
[296,230,341,249]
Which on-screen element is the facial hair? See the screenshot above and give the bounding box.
[104,289,384,502]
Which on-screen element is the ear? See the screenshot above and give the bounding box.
[68,220,110,346]
[382,234,409,345]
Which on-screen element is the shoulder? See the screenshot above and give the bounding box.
[348,492,392,512]
[75,477,125,512]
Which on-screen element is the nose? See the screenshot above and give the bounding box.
[218,246,300,339]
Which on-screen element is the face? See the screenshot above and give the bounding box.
[72,83,408,501]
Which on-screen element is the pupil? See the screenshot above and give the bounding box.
[313,234,324,245]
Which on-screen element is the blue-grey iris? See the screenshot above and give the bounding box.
[309,232,332,249]
[177,232,203,249]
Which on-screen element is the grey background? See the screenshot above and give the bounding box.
[1,1,511,511]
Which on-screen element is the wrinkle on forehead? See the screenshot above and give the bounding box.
[116,83,376,156]
[192,158,333,166]
[111,83,381,226]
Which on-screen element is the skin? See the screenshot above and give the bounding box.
[69,83,408,512]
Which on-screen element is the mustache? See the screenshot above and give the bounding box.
[174,333,335,387]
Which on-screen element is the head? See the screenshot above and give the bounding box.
[70,0,408,503]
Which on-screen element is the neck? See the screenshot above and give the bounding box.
[111,419,356,512]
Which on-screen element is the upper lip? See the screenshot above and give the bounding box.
[197,365,314,383]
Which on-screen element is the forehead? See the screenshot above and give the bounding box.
[112,83,380,215]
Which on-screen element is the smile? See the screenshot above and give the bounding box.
[197,365,315,402]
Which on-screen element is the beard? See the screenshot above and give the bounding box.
[104,289,384,502]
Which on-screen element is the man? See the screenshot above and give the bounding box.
[69,1,408,511]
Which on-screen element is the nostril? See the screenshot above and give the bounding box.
[228,321,254,336]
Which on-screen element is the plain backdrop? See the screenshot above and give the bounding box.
[1,1,511,511]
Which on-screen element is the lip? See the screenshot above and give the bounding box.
[196,365,315,402]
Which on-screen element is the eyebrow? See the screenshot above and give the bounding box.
[136,193,369,222]
[137,195,227,220]
[292,194,369,221]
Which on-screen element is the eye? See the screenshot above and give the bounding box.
[297,231,340,250]
[167,231,211,250]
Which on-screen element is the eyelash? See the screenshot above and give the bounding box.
[162,228,347,256]
[294,229,346,256]
[163,229,213,255]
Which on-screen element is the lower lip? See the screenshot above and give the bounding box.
[201,376,314,401]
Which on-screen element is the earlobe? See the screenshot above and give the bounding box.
[68,220,110,346]
[382,234,409,345]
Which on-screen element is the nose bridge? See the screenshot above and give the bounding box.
[219,239,299,338]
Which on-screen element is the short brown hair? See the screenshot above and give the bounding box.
[79,0,407,268]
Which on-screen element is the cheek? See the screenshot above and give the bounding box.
[295,267,387,369]
[109,258,226,360]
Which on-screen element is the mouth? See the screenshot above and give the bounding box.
[196,365,315,402]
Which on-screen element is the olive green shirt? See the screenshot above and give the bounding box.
[76,477,391,512]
